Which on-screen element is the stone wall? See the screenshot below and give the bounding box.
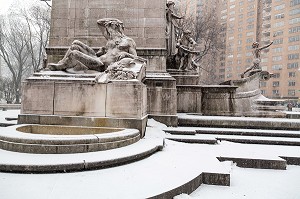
[48,0,167,71]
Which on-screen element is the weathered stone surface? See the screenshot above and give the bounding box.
[21,74,147,119]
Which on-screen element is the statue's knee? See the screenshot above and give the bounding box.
[72,40,81,45]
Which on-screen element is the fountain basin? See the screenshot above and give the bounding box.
[0,125,140,154]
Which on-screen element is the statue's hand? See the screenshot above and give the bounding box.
[96,47,106,57]
[117,52,134,61]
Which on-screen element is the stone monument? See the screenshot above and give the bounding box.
[19,17,148,136]
[45,0,178,126]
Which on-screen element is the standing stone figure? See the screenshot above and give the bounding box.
[175,30,200,71]
[47,18,140,75]
[166,1,184,56]
[241,41,273,78]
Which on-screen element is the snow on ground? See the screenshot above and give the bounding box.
[0,110,19,124]
[0,110,300,199]
[191,164,300,199]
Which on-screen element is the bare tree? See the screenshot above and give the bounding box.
[0,17,31,103]
[21,5,51,72]
[0,3,50,103]
[0,77,15,104]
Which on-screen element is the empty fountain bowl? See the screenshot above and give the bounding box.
[0,125,141,154]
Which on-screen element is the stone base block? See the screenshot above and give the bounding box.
[148,114,178,127]
[144,72,177,126]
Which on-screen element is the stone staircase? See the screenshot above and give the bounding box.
[164,114,300,170]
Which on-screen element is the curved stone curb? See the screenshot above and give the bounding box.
[0,139,163,173]
[0,125,140,154]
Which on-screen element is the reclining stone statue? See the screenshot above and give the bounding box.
[46,18,146,82]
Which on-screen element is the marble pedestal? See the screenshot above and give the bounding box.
[19,72,148,136]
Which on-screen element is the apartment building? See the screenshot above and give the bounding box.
[219,0,300,101]
[176,0,198,17]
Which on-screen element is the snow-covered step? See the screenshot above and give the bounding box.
[164,127,300,138]
[0,138,163,173]
[0,139,230,198]
[166,133,300,146]
[195,127,300,138]
[178,114,300,131]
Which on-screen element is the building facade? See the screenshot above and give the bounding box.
[218,0,300,101]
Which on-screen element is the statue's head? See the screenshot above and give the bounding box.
[252,42,259,48]
[97,18,125,39]
[167,1,175,7]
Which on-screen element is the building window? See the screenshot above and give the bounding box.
[261,90,266,95]
[274,38,283,45]
[273,47,283,53]
[247,24,254,29]
[289,72,296,77]
[288,81,296,86]
[272,90,279,95]
[273,56,283,61]
[260,81,267,87]
[275,13,285,19]
[246,45,252,50]
[288,53,300,60]
[290,0,300,7]
[246,32,254,36]
[289,35,300,43]
[248,5,255,10]
[288,90,296,96]
[289,26,300,33]
[246,38,254,43]
[247,11,255,17]
[274,4,285,11]
[289,17,300,25]
[262,58,269,63]
[246,58,252,63]
[247,18,255,23]
[274,21,285,28]
[230,5,236,9]
[287,62,299,69]
[273,30,284,37]
[273,73,280,78]
[289,8,300,16]
[272,65,283,70]
[273,81,280,87]
[246,52,252,56]
[288,45,300,51]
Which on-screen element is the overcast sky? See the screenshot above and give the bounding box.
[0,0,51,14]
[0,0,12,14]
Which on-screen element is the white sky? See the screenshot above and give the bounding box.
[0,0,12,14]
[0,0,51,14]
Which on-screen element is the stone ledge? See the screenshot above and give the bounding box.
[218,156,287,170]
[0,139,163,173]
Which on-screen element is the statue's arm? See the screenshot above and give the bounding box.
[171,12,184,20]
[260,41,273,50]
[96,46,107,57]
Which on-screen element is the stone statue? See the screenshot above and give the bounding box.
[166,1,184,56]
[46,18,146,81]
[241,41,273,78]
[174,30,200,71]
